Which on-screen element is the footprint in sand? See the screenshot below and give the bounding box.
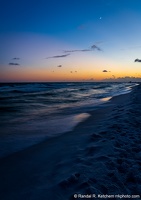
[59,173,80,189]
[131,147,141,153]
[85,145,101,157]
[90,133,103,142]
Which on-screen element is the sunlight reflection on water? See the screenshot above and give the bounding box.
[101,97,111,102]
[33,113,91,136]
[73,113,90,123]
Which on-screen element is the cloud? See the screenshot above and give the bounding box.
[57,65,62,67]
[64,43,102,54]
[134,58,141,62]
[64,50,78,53]
[9,62,20,66]
[46,54,70,59]
[64,49,91,53]
[103,70,108,72]
[81,49,91,52]
[12,57,20,60]
[102,76,141,82]
[91,44,102,51]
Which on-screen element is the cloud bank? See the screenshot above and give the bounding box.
[103,76,141,82]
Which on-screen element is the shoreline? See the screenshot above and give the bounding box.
[0,88,132,159]
[0,83,136,159]
[0,84,141,199]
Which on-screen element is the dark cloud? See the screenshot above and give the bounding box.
[64,49,91,53]
[91,44,102,51]
[9,62,20,66]
[12,57,20,60]
[134,58,141,62]
[64,43,102,54]
[81,49,91,52]
[103,70,108,72]
[46,54,70,59]
[57,65,62,67]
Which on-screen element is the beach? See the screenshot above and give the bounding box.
[0,84,141,200]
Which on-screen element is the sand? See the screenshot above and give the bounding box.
[0,84,141,200]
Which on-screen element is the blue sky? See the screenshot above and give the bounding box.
[1,0,141,82]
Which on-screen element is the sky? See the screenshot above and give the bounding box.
[1,0,141,82]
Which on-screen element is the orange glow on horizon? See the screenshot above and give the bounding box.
[1,63,141,82]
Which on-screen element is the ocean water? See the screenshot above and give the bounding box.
[0,82,137,157]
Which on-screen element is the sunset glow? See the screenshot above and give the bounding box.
[1,0,141,82]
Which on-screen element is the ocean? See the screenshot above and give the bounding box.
[0,82,137,157]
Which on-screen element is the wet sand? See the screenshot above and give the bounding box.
[0,84,141,200]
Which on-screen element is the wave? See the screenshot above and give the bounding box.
[0,82,138,158]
